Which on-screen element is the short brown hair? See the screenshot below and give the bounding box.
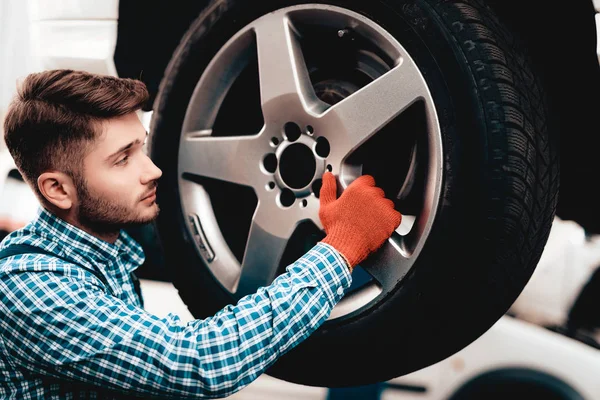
[3,69,149,204]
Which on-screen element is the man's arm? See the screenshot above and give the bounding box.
[0,243,351,399]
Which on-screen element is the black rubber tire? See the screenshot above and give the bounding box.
[149,0,559,387]
[448,369,584,400]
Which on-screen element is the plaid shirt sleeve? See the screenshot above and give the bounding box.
[0,242,351,399]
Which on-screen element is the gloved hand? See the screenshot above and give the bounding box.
[319,172,402,269]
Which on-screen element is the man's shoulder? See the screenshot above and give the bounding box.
[0,249,78,275]
[0,231,75,274]
[0,231,113,293]
[0,251,100,300]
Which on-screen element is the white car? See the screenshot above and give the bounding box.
[10,0,600,392]
[383,315,600,400]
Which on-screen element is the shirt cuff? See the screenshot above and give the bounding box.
[287,242,353,308]
[318,242,352,270]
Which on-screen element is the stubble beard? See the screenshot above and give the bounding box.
[75,179,160,235]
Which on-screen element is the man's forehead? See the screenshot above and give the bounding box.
[92,116,148,157]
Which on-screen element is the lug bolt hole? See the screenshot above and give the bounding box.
[301,199,308,208]
[306,125,314,136]
[266,181,276,191]
[280,188,296,207]
[284,122,302,142]
[315,136,330,158]
[271,137,279,146]
[263,153,278,173]
[312,179,323,198]
[327,164,332,172]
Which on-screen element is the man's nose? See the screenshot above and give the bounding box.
[141,155,162,184]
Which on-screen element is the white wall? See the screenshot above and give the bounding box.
[0,0,37,148]
[0,0,40,225]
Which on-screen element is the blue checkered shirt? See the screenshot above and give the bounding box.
[0,207,352,399]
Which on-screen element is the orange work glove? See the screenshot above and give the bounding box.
[319,172,402,269]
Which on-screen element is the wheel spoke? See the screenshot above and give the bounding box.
[359,232,414,292]
[321,60,425,165]
[236,202,298,296]
[179,131,267,189]
[254,13,317,119]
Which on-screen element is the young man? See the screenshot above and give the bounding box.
[0,69,402,399]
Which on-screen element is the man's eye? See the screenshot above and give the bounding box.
[116,155,129,165]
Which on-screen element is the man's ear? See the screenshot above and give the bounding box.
[37,171,76,210]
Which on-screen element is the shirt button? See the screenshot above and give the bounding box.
[337,287,344,296]
[122,283,131,291]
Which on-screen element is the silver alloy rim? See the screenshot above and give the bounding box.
[178,4,443,320]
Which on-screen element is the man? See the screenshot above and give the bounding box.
[0,69,402,399]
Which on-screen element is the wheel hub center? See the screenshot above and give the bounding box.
[279,143,316,189]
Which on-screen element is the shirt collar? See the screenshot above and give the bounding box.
[32,207,145,268]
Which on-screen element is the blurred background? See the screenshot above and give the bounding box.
[1,0,600,399]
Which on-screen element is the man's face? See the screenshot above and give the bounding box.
[75,112,162,233]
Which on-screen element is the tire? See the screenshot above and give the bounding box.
[448,369,584,400]
[149,0,559,387]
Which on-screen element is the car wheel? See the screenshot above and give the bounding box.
[149,0,559,387]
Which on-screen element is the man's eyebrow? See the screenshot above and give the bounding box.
[105,131,149,161]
